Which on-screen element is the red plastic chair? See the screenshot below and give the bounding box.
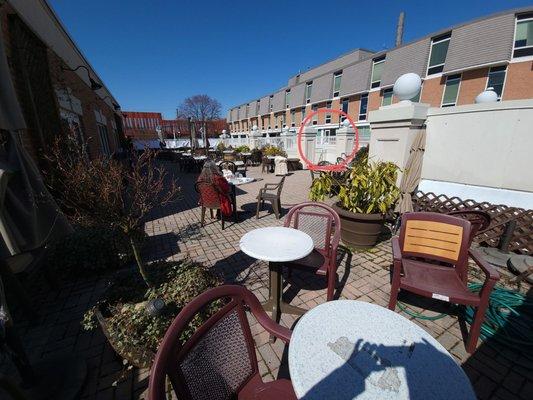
[195,180,229,230]
[388,212,500,353]
[284,202,341,301]
[148,285,296,400]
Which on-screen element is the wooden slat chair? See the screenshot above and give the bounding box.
[388,212,500,353]
[148,285,296,400]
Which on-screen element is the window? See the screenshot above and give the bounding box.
[256,100,260,114]
[301,106,306,121]
[285,90,290,108]
[333,71,342,97]
[513,13,533,58]
[291,109,296,127]
[487,66,507,99]
[442,74,461,107]
[427,33,451,75]
[269,95,273,112]
[382,88,393,106]
[358,93,368,120]
[246,104,250,117]
[305,82,313,103]
[325,101,332,124]
[341,98,349,121]
[97,123,111,156]
[410,85,421,102]
[370,56,385,88]
[311,104,318,125]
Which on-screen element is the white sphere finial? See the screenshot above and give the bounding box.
[393,73,422,103]
[252,125,258,131]
[475,87,498,104]
[222,129,227,134]
[342,118,350,127]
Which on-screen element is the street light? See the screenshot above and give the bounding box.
[61,65,103,91]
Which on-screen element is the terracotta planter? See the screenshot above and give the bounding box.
[332,203,384,249]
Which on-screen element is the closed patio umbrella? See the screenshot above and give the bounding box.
[395,129,426,214]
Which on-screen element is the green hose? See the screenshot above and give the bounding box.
[463,283,533,352]
[398,284,533,355]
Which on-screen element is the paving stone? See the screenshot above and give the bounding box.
[1,167,530,399]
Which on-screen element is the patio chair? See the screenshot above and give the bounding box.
[148,285,295,400]
[447,210,491,246]
[256,177,285,219]
[195,180,229,230]
[284,202,341,301]
[236,159,251,177]
[388,212,500,353]
[261,156,274,173]
[218,161,237,174]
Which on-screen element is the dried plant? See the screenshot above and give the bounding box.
[45,134,180,286]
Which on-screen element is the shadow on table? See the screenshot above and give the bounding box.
[282,245,353,304]
[298,339,473,400]
[461,286,533,399]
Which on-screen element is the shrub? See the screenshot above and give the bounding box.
[310,149,400,214]
[46,226,136,278]
[216,141,226,151]
[234,145,250,153]
[82,260,222,367]
[261,144,287,157]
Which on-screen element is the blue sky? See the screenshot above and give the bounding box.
[50,0,531,119]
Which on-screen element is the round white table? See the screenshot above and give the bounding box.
[289,300,476,400]
[240,227,314,325]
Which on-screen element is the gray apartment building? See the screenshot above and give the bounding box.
[227,7,533,145]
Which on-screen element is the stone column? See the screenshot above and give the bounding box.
[368,102,429,183]
[336,125,355,159]
[300,126,317,169]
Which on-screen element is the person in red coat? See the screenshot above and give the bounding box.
[197,161,233,217]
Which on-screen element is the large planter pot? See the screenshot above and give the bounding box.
[332,203,384,249]
[96,305,155,369]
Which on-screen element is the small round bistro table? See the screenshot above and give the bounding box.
[240,227,314,323]
[289,300,476,400]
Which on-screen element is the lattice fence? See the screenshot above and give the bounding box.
[413,191,533,255]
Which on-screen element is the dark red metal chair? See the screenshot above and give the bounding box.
[447,210,491,246]
[388,212,500,353]
[148,285,296,400]
[284,202,341,301]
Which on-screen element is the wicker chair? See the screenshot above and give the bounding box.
[284,203,341,301]
[148,285,295,400]
[256,177,285,219]
[195,180,229,230]
[389,212,500,353]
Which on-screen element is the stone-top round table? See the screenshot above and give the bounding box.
[240,227,314,325]
[289,300,475,400]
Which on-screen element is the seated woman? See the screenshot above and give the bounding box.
[197,161,233,217]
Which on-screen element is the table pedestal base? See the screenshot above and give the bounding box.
[262,262,306,342]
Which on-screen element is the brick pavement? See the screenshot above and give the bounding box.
[2,165,532,399]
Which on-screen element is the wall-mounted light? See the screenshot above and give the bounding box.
[100,95,121,110]
[61,65,103,91]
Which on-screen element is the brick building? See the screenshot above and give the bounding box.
[1,0,123,162]
[227,8,533,142]
[122,111,163,140]
[123,112,228,140]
